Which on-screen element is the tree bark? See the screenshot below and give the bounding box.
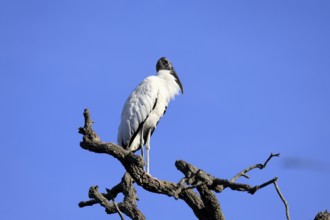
[78,109,289,220]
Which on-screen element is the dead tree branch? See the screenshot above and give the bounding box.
[274,179,290,220]
[231,153,280,182]
[78,109,206,220]
[112,198,125,220]
[85,173,145,220]
[314,210,330,220]
[78,109,289,220]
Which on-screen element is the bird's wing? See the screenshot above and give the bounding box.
[118,76,159,148]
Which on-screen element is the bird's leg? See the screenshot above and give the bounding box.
[140,127,145,170]
[145,129,152,174]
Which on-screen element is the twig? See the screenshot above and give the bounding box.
[212,177,278,194]
[176,160,278,194]
[273,179,290,220]
[112,198,125,220]
[231,153,280,182]
[263,153,280,167]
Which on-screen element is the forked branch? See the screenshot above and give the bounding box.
[78,109,290,220]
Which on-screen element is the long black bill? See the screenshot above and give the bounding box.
[171,68,184,94]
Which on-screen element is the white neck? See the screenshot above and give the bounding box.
[156,70,181,100]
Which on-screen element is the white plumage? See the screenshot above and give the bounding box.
[118,57,183,173]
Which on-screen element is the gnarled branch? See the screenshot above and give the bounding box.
[78,109,289,220]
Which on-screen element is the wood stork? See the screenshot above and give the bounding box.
[117,57,183,174]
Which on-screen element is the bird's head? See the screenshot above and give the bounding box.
[156,57,184,94]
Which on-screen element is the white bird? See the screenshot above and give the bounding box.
[118,57,184,174]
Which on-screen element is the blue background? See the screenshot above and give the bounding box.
[1,1,329,219]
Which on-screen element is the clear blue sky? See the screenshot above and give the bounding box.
[0,1,329,219]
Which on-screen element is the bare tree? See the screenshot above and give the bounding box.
[78,109,290,220]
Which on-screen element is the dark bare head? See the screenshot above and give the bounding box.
[156,57,184,94]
